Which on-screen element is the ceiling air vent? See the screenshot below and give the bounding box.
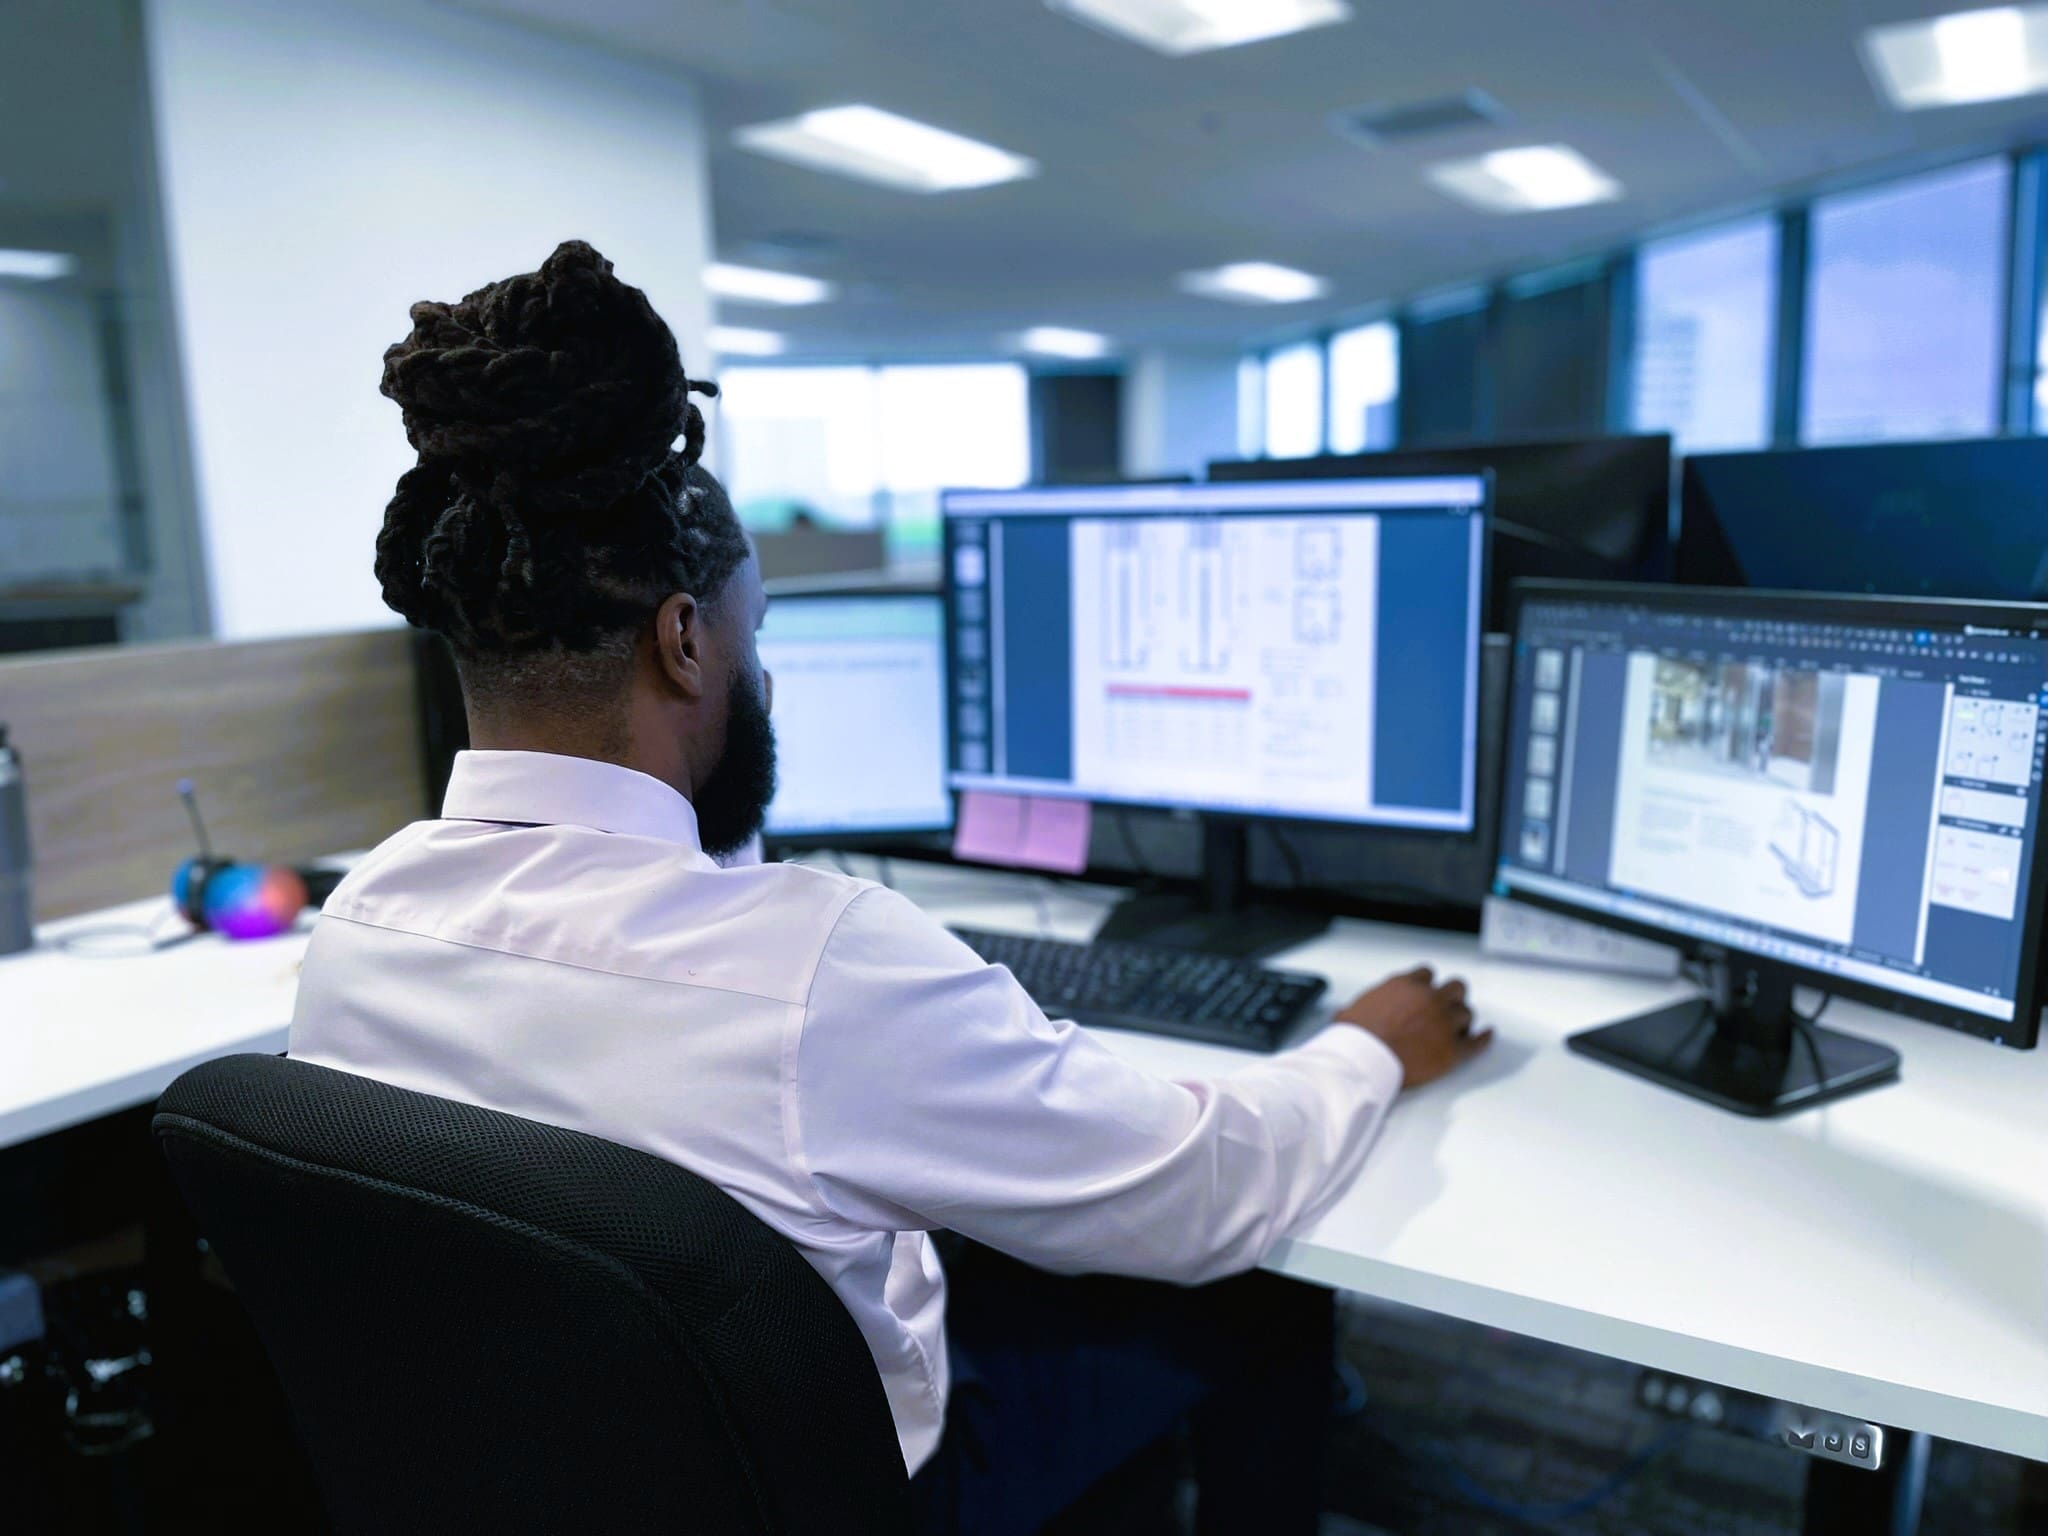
[1337,89,1507,147]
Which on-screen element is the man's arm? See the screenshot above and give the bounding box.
[789,886,1482,1285]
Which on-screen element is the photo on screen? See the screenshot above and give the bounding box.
[1645,659,1846,797]
[1610,655,1880,945]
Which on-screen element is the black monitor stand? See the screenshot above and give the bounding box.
[1093,817,1330,962]
[1566,956,1900,1117]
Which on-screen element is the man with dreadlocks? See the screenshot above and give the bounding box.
[291,241,1488,1534]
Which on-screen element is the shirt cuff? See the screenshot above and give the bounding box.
[1292,1023,1406,1100]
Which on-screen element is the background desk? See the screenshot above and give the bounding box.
[7,858,2047,1468]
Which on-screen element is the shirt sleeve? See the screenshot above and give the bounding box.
[790,886,1404,1285]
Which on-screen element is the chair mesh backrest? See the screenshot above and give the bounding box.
[153,1054,909,1536]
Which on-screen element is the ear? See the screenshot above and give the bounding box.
[652,591,706,699]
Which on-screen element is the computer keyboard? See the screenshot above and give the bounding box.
[949,927,1328,1052]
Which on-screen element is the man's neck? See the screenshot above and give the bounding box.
[465,714,689,801]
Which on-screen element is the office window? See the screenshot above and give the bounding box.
[2037,322,2048,432]
[1631,217,1778,452]
[715,366,883,531]
[1494,266,1610,440]
[2034,263,2048,432]
[1399,296,1489,447]
[1262,341,1324,459]
[1327,321,1398,453]
[875,364,1029,493]
[715,363,1028,560]
[1236,354,1265,459]
[1801,158,2010,446]
[876,363,1029,554]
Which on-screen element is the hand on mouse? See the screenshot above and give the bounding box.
[1334,966,1491,1089]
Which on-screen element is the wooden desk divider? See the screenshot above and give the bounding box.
[0,628,425,921]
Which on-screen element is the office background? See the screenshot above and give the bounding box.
[10,0,2048,647]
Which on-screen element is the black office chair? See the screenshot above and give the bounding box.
[152,1054,911,1535]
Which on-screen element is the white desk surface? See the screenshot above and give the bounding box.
[1,895,307,1150]
[6,857,2047,1461]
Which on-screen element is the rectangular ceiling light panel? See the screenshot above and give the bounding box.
[0,249,78,281]
[735,105,1037,193]
[1018,326,1113,358]
[1865,5,2048,109]
[1049,0,1350,56]
[706,262,834,306]
[1178,261,1330,304]
[709,325,787,357]
[1427,144,1622,213]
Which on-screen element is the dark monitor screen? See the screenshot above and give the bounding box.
[943,475,1490,831]
[1210,435,1673,631]
[1677,437,2048,599]
[1495,581,2048,1046]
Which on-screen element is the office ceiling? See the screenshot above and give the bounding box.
[22,0,2039,364]
[455,0,2048,361]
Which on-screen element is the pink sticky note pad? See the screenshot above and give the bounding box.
[952,790,1092,875]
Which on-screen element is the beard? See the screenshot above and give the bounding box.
[695,663,778,858]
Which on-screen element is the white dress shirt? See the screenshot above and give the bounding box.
[289,750,1405,1471]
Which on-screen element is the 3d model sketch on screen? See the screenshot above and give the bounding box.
[1771,801,1842,899]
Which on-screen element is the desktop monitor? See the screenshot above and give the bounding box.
[758,591,953,844]
[1676,437,2048,599]
[942,474,1490,955]
[1209,434,1673,632]
[1495,580,2048,1116]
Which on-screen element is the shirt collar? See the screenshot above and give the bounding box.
[441,750,708,853]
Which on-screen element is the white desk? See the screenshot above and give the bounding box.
[7,859,2048,1464]
[870,859,2048,1466]
[1,895,306,1150]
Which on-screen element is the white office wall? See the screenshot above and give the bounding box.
[1121,348,1241,481]
[0,284,125,580]
[143,0,714,641]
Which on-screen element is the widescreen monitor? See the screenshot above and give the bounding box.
[943,476,1489,954]
[943,476,1489,830]
[1210,434,1672,632]
[758,591,952,842]
[1495,581,2048,1113]
[1676,437,2048,599]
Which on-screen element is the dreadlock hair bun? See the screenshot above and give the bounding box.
[373,239,746,654]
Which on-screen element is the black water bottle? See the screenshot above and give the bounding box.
[0,723,32,956]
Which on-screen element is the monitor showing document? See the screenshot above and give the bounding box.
[1497,583,2048,1044]
[941,476,1490,832]
[758,592,953,841]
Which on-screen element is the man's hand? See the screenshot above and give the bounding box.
[1334,967,1491,1089]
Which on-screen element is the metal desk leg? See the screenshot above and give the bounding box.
[1802,1430,1929,1536]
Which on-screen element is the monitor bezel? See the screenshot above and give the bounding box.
[757,586,957,848]
[939,473,1493,835]
[1494,578,2048,1049]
